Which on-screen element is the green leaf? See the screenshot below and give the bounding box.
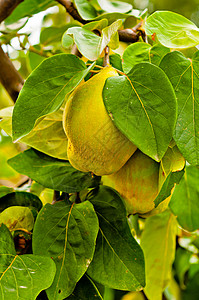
[0,191,42,213]
[97,0,132,13]
[12,54,93,141]
[67,274,103,299]
[32,200,99,299]
[66,19,122,60]
[0,223,56,300]
[103,63,177,161]
[145,11,199,49]
[0,206,34,232]
[87,186,145,291]
[0,186,14,199]
[160,51,199,166]
[0,106,68,160]
[83,19,108,31]
[141,211,177,300]
[74,0,98,20]
[5,0,56,25]
[182,265,199,300]
[122,43,170,74]
[154,169,185,208]
[174,248,191,289]
[8,149,101,193]
[40,25,74,46]
[169,166,199,232]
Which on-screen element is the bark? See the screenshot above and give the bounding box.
[0,45,24,102]
[0,0,24,23]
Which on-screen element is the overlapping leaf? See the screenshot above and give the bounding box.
[66,20,122,60]
[145,11,199,48]
[160,50,199,165]
[0,206,34,231]
[0,224,56,300]
[0,191,42,213]
[87,186,145,291]
[103,62,177,161]
[8,149,101,193]
[122,43,170,73]
[5,0,56,24]
[12,54,94,141]
[141,211,177,300]
[32,200,99,299]
[0,106,68,160]
[169,166,199,232]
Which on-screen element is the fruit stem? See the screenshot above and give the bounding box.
[103,46,110,67]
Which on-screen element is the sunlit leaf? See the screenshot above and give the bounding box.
[145,11,199,48]
[0,206,34,231]
[66,19,122,60]
[5,0,56,24]
[0,106,68,159]
[141,211,177,300]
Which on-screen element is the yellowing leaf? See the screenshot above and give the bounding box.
[141,211,177,300]
[0,206,34,232]
[0,106,68,159]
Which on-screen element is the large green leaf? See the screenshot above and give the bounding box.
[32,200,99,299]
[8,149,100,193]
[67,274,103,299]
[141,211,177,300]
[160,51,199,165]
[0,106,68,160]
[87,186,145,291]
[0,223,56,300]
[66,19,122,60]
[0,191,42,213]
[122,43,170,74]
[12,54,94,141]
[145,11,199,49]
[74,0,98,20]
[5,0,56,24]
[103,63,177,161]
[0,206,34,232]
[169,166,199,232]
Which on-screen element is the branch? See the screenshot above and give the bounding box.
[0,0,24,23]
[56,0,142,43]
[56,0,86,24]
[0,45,24,102]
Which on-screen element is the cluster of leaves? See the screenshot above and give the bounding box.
[0,1,199,300]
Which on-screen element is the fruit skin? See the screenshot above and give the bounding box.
[63,66,137,176]
[103,149,159,214]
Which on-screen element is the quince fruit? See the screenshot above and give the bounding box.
[103,145,185,216]
[63,66,137,176]
[103,149,159,214]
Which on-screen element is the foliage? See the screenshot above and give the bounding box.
[0,1,199,300]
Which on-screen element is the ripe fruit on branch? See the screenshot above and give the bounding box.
[103,149,159,214]
[63,66,137,176]
[103,145,185,217]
